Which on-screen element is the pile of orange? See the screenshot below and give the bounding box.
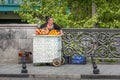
[48,30,60,35]
[35,29,49,35]
[35,29,60,35]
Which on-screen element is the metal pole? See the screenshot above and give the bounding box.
[90,54,100,74]
[21,52,28,73]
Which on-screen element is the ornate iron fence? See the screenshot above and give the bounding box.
[62,28,120,59]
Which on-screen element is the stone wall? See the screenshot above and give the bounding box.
[0,24,37,63]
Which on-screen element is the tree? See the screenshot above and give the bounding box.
[93,0,120,28]
[76,0,120,28]
[15,0,120,28]
[15,0,70,28]
[15,0,92,28]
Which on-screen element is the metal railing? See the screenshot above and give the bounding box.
[62,28,120,60]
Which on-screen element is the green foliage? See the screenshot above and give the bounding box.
[15,0,70,28]
[68,0,92,28]
[15,0,120,28]
[0,0,6,4]
[15,0,92,28]
[93,0,120,28]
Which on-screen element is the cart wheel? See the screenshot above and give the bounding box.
[52,58,61,67]
[61,57,65,65]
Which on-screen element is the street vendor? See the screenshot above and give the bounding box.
[40,16,64,35]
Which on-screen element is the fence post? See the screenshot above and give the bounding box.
[90,54,100,74]
[21,51,28,73]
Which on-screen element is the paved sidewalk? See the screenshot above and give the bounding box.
[0,63,120,80]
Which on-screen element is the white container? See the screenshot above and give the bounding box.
[33,35,62,64]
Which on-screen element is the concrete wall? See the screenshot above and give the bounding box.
[0,24,37,63]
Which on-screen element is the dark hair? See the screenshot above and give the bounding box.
[45,16,52,22]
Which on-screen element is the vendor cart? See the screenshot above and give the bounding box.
[33,35,63,66]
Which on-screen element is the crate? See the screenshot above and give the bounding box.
[33,35,62,65]
[72,55,86,64]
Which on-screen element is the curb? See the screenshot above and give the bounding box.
[81,74,120,79]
